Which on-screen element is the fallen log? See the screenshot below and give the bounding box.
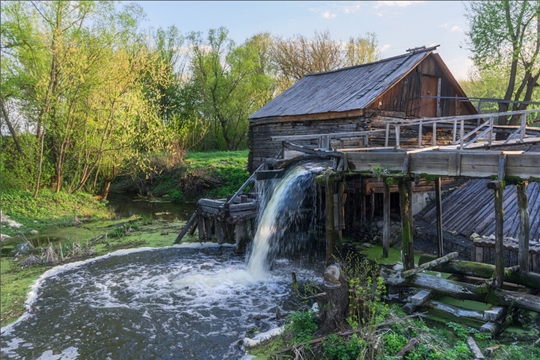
[418,255,540,289]
[382,270,540,313]
[402,252,458,278]
[396,338,419,357]
[423,300,485,322]
[467,336,484,359]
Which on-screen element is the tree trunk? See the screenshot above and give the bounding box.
[0,98,24,156]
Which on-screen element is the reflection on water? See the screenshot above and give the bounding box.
[1,245,321,359]
[106,193,197,222]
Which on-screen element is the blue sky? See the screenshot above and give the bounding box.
[134,1,472,80]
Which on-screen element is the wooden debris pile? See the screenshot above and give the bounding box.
[381,252,540,336]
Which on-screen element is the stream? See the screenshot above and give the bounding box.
[1,165,325,360]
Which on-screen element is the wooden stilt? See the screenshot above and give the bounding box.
[205,217,213,241]
[399,178,414,271]
[325,177,335,266]
[174,211,198,243]
[198,216,205,241]
[383,180,390,258]
[488,181,504,288]
[517,182,530,273]
[360,176,366,232]
[215,220,225,244]
[235,222,248,254]
[435,177,444,257]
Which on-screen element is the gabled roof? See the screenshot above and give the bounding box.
[249,50,432,120]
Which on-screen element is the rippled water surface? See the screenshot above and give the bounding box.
[1,245,320,359]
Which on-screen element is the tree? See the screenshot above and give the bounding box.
[272,30,380,92]
[465,0,540,125]
[1,1,172,197]
[188,27,274,151]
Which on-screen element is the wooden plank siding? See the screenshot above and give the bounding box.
[365,55,472,118]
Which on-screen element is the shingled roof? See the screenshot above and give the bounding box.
[249,50,432,120]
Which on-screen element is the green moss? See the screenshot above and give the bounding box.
[419,173,438,185]
[246,336,286,360]
[437,296,491,312]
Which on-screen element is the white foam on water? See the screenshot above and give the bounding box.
[0,242,230,334]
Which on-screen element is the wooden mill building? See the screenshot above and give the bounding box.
[248,46,477,172]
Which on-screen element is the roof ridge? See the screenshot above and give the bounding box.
[304,49,433,77]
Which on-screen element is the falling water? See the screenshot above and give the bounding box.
[247,164,324,279]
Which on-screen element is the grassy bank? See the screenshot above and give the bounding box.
[112,150,250,203]
[1,189,112,237]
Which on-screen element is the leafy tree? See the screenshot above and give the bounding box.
[465,0,540,125]
[188,27,274,151]
[1,1,171,197]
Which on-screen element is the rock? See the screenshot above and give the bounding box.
[15,242,31,255]
[376,221,384,228]
[0,234,11,240]
[0,212,23,228]
[29,229,39,235]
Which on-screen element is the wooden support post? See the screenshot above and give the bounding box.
[198,216,205,241]
[325,177,335,266]
[399,178,414,271]
[517,182,530,273]
[235,222,247,254]
[360,176,366,232]
[383,180,390,258]
[488,181,504,288]
[215,220,225,244]
[205,217,213,241]
[435,177,444,257]
[174,211,198,243]
[334,181,345,250]
[369,191,375,225]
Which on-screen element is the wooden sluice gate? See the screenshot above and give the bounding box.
[175,194,258,253]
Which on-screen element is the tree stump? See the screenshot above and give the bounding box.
[316,264,349,335]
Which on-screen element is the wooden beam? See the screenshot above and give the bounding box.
[418,255,540,289]
[383,180,390,258]
[517,182,530,273]
[399,178,414,271]
[435,177,444,257]
[488,180,505,288]
[174,211,198,244]
[325,177,335,267]
[402,252,458,278]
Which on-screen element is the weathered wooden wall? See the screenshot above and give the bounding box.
[248,118,370,172]
[366,54,473,118]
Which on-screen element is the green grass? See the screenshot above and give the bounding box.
[1,189,112,236]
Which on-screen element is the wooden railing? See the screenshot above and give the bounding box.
[383,109,540,149]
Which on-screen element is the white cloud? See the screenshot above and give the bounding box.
[439,23,463,33]
[373,1,425,9]
[322,11,337,19]
[309,2,363,19]
[379,44,391,53]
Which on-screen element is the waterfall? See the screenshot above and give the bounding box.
[246,164,321,279]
